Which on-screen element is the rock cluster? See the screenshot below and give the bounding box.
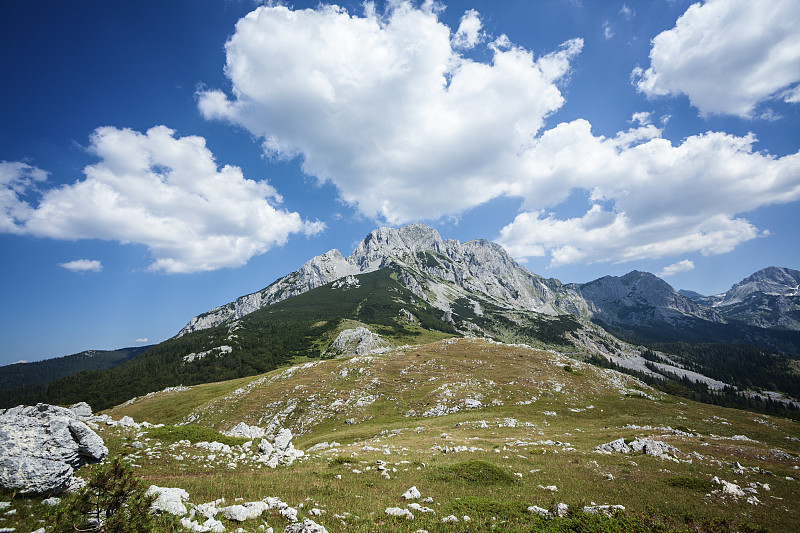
[257,429,305,468]
[0,403,108,494]
[595,437,681,461]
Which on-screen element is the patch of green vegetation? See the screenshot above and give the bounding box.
[144,425,249,446]
[665,476,713,492]
[328,456,354,466]
[429,459,517,484]
[447,496,528,521]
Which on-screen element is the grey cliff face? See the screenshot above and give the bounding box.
[0,403,108,494]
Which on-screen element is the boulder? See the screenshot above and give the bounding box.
[147,485,189,516]
[284,519,329,533]
[386,507,414,519]
[225,422,265,439]
[583,505,625,516]
[222,501,268,522]
[402,486,421,500]
[0,405,108,494]
[528,505,550,517]
[595,437,680,460]
[180,517,226,533]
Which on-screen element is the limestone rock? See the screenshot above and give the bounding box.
[257,429,304,468]
[0,404,108,494]
[68,402,93,418]
[386,507,414,519]
[325,327,388,357]
[147,485,189,516]
[225,422,265,439]
[402,486,421,500]
[583,505,625,516]
[222,502,268,522]
[528,505,550,517]
[595,437,680,461]
[284,519,329,533]
[181,517,226,533]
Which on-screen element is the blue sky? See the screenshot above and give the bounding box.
[1,0,799,365]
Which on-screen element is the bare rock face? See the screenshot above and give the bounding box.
[0,403,108,494]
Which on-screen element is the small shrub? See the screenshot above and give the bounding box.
[563,365,574,373]
[328,456,353,466]
[49,457,160,533]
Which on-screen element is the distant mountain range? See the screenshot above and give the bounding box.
[1,223,797,410]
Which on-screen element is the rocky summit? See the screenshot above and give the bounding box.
[179,224,589,336]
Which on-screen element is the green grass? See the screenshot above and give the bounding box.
[143,425,250,446]
[429,460,519,485]
[664,476,714,492]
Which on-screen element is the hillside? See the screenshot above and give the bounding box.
[4,338,798,532]
[0,346,151,404]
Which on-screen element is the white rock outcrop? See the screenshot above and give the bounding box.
[221,501,269,522]
[224,422,266,439]
[325,327,388,357]
[595,437,680,461]
[402,486,421,500]
[257,429,304,468]
[583,504,626,516]
[147,485,189,516]
[0,403,108,494]
[385,507,414,519]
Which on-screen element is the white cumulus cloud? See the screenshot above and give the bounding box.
[198,2,582,224]
[135,338,149,343]
[1,126,323,273]
[59,259,103,273]
[199,1,800,267]
[633,0,800,118]
[452,9,483,49]
[659,259,695,277]
[498,122,800,266]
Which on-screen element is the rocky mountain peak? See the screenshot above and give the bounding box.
[576,270,724,326]
[728,267,800,298]
[348,224,446,271]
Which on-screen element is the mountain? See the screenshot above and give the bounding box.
[3,223,798,412]
[575,271,724,328]
[677,289,724,307]
[711,267,800,330]
[0,346,151,393]
[179,223,589,336]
